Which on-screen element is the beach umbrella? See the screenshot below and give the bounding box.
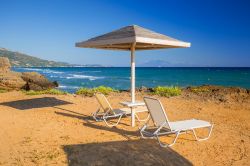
[76,25,190,106]
[76,25,190,102]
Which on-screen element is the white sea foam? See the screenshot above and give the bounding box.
[19,68,64,74]
[59,85,79,89]
[59,85,67,88]
[20,68,44,71]
[49,75,59,78]
[42,69,64,74]
[65,74,104,81]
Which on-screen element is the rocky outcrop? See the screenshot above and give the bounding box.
[125,85,250,103]
[183,85,250,103]
[0,57,11,72]
[0,57,58,91]
[0,72,26,90]
[21,72,58,91]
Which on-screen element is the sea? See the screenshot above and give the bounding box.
[13,67,250,93]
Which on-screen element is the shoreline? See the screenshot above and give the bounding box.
[2,84,250,104]
[12,67,250,91]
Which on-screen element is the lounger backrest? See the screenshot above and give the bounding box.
[95,93,113,112]
[144,97,171,130]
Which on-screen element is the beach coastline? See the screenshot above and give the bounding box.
[12,67,250,93]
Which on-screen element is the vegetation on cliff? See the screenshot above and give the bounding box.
[0,48,71,67]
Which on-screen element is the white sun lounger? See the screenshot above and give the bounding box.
[140,97,213,147]
[94,93,148,127]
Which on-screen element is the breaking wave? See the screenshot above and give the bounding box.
[65,74,104,81]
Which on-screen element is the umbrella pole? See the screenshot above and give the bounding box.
[131,43,136,103]
[130,43,136,127]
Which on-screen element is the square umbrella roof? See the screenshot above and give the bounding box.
[75,25,191,50]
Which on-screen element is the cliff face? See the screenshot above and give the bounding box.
[0,57,58,90]
[0,48,71,67]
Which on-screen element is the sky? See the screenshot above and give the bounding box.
[0,0,250,67]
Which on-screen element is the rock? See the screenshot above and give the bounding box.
[0,71,26,90]
[136,86,147,92]
[0,57,11,72]
[0,57,59,91]
[136,86,153,92]
[21,72,58,91]
[183,85,250,103]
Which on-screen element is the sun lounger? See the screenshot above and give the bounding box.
[140,97,213,147]
[94,93,148,127]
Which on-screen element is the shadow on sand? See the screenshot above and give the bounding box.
[0,97,73,110]
[63,140,193,166]
[55,111,138,139]
[54,110,93,121]
[54,110,196,141]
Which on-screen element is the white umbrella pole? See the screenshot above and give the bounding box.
[131,43,136,103]
[130,43,136,127]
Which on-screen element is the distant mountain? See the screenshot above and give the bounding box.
[138,60,194,67]
[73,64,112,67]
[0,48,73,67]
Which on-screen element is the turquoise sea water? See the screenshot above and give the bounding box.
[13,67,250,93]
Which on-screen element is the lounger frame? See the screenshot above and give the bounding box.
[93,93,126,127]
[93,93,149,127]
[140,97,213,147]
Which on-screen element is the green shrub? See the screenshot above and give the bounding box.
[24,89,67,95]
[94,86,117,95]
[76,86,117,96]
[45,89,68,95]
[75,88,94,96]
[0,89,8,93]
[152,86,181,97]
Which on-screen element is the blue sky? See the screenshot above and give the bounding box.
[0,0,250,67]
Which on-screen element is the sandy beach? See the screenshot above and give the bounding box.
[0,90,249,166]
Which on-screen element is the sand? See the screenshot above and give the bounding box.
[0,91,249,165]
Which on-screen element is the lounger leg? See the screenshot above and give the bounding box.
[92,108,104,121]
[156,131,180,147]
[103,114,124,127]
[140,124,154,139]
[192,125,213,141]
[131,108,135,127]
[139,117,157,139]
[135,113,150,122]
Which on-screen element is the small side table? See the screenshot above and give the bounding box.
[120,101,145,127]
